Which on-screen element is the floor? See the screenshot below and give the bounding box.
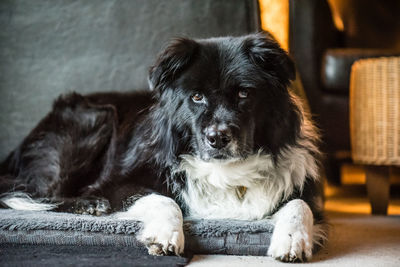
[189,166,400,267]
[189,209,400,267]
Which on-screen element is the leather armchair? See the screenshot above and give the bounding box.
[289,0,400,184]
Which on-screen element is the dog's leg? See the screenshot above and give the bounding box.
[268,199,314,262]
[115,193,184,256]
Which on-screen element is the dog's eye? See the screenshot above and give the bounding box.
[238,89,249,99]
[191,93,204,103]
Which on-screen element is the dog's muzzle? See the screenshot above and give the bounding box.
[204,124,232,149]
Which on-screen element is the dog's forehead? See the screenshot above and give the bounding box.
[178,38,259,92]
[197,37,247,64]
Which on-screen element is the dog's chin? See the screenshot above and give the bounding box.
[200,154,229,162]
[204,152,231,161]
[196,139,253,162]
[199,148,248,162]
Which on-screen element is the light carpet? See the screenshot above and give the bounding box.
[189,212,400,267]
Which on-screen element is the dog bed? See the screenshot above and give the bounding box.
[0,209,274,256]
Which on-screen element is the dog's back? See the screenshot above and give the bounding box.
[0,91,155,210]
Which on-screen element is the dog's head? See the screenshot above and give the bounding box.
[148,33,300,161]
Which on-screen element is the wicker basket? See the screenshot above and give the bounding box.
[350,57,400,166]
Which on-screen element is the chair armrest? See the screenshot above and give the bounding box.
[322,49,400,93]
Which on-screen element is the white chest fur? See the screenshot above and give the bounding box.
[177,147,318,220]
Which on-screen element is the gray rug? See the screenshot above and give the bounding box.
[0,209,274,256]
[0,243,191,267]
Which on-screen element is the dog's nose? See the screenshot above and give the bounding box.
[205,125,232,149]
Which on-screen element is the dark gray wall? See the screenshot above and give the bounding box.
[0,0,260,161]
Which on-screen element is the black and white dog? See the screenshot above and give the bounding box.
[0,33,326,262]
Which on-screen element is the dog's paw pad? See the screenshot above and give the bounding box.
[268,230,312,262]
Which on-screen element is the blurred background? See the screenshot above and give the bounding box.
[260,0,400,216]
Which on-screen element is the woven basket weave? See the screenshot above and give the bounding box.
[350,57,400,165]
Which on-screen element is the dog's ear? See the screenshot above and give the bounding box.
[148,38,198,91]
[244,32,296,86]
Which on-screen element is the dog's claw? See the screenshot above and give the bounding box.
[147,243,164,256]
[146,241,179,256]
[139,228,184,256]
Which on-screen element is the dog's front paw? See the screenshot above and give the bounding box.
[268,227,312,262]
[138,221,184,256]
[115,194,185,256]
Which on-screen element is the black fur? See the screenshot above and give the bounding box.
[0,33,323,223]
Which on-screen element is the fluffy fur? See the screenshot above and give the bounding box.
[0,33,326,262]
[178,144,318,220]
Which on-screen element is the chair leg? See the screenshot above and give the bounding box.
[365,166,390,215]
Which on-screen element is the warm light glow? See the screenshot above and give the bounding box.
[259,0,288,51]
[259,0,344,49]
[325,200,372,214]
[340,164,400,185]
[325,198,400,215]
[341,164,366,184]
[327,0,344,31]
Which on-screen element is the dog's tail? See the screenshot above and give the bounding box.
[0,192,58,211]
[1,151,58,211]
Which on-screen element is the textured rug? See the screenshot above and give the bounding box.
[0,243,191,267]
[0,209,274,256]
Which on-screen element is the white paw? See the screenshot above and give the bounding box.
[268,225,313,262]
[268,199,314,262]
[114,194,185,256]
[138,220,185,256]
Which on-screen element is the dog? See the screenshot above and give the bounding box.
[0,33,327,262]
